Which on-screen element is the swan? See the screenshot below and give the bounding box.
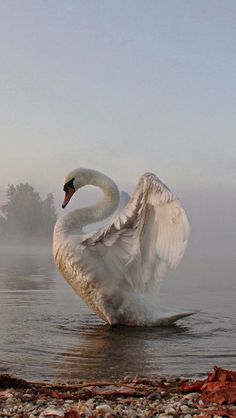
[53,168,191,326]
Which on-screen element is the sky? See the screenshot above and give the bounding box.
[1,0,236,209]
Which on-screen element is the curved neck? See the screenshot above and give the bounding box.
[82,170,120,223]
[55,170,120,238]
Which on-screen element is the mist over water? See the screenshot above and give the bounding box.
[0,188,235,381]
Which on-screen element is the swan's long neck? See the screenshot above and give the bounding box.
[82,170,120,224]
[54,170,120,239]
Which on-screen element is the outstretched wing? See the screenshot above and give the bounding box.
[82,173,190,293]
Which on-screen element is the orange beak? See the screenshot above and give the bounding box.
[62,187,75,208]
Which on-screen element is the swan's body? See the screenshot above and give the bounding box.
[53,168,191,326]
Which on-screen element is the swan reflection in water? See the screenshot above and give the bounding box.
[54,315,188,381]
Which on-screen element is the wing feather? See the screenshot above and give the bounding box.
[82,173,190,293]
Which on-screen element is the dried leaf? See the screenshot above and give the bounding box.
[64,411,80,418]
[207,367,236,382]
[201,382,236,405]
[180,367,236,405]
[49,390,65,399]
[179,381,204,392]
[86,384,137,396]
[39,407,65,417]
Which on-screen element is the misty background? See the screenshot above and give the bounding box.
[0,1,236,270]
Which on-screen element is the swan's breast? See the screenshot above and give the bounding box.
[54,241,109,322]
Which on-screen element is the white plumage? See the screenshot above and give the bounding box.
[53,168,191,326]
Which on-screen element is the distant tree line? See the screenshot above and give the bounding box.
[0,183,57,243]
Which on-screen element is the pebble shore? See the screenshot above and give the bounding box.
[0,373,235,418]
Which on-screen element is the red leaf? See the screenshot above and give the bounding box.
[201,382,236,405]
[180,367,236,405]
[207,367,236,383]
[49,390,63,399]
[179,381,204,392]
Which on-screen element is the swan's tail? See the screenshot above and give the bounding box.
[151,311,195,326]
[108,292,195,326]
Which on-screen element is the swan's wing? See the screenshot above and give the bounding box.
[82,173,190,293]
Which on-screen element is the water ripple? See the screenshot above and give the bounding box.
[0,249,235,381]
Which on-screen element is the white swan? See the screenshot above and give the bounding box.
[53,168,191,326]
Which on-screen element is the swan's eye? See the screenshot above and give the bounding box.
[63,178,75,195]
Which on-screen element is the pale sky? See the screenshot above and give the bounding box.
[1,0,236,206]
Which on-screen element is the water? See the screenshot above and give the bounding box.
[0,244,235,382]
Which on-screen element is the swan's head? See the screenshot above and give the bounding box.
[62,168,92,208]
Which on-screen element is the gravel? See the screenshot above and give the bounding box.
[0,373,235,418]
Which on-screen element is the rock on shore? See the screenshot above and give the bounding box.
[0,367,236,417]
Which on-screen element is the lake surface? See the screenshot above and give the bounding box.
[0,244,235,382]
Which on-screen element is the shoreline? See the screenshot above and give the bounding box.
[0,367,236,418]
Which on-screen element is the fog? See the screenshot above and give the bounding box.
[183,187,236,256]
[0,1,235,257]
[1,182,235,380]
[1,180,235,274]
